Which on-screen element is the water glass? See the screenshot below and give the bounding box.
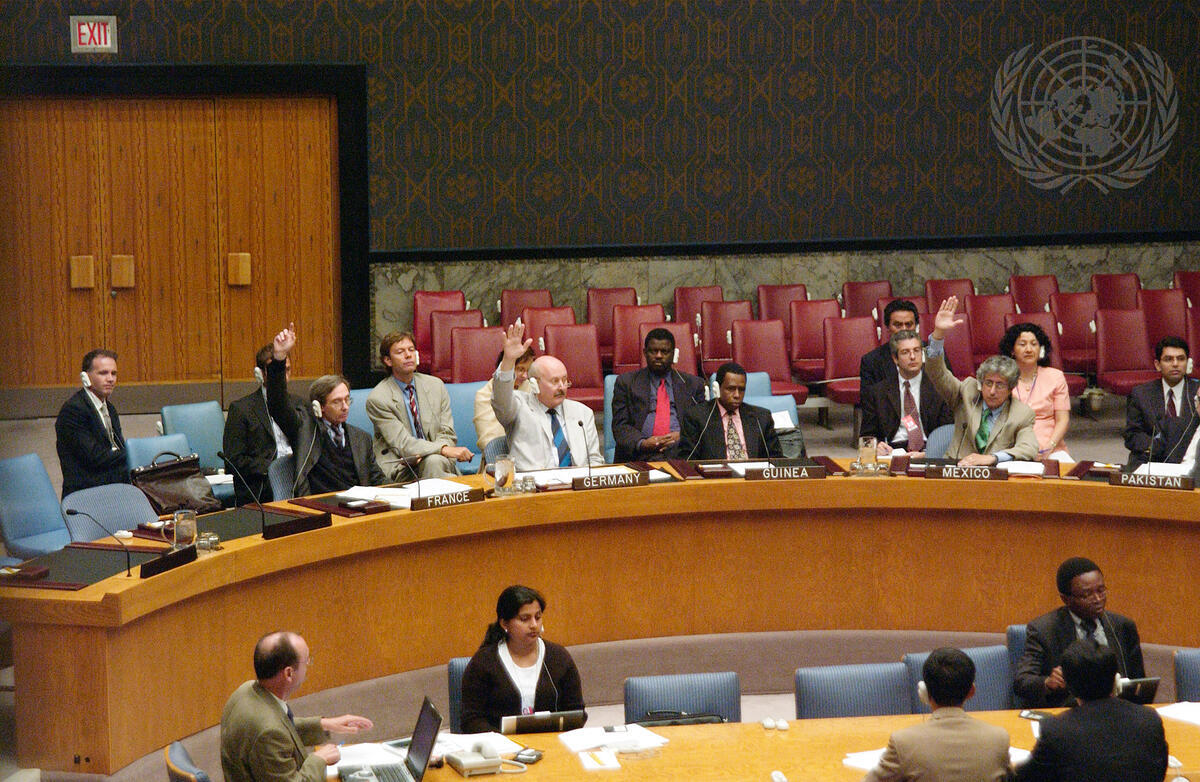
[172,509,198,549]
[856,436,879,474]
[494,453,516,495]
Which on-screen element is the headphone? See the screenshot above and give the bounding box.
[917,680,930,707]
[80,371,92,389]
[1039,345,1046,360]
[253,366,265,385]
[311,399,323,419]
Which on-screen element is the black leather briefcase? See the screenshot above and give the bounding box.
[131,451,222,515]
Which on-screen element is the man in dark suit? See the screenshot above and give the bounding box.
[611,327,707,462]
[223,345,306,504]
[1014,557,1144,709]
[1123,335,1198,469]
[55,349,129,497]
[678,362,781,460]
[221,631,373,782]
[1015,639,1167,782]
[860,329,954,458]
[265,324,384,496]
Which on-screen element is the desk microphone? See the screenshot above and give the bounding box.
[576,420,595,477]
[1099,612,1129,679]
[65,508,131,577]
[684,401,719,461]
[217,450,267,536]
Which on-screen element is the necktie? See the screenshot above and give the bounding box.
[1168,389,1178,417]
[903,380,924,451]
[332,424,345,449]
[548,409,572,467]
[974,408,992,452]
[1080,617,1098,640]
[405,384,426,439]
[99,403,118,449]
[651,379,671,436]
[725,414,745,459]
[285,705,296,725]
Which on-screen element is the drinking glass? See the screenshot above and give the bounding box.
[857,436,879,474]
[494,454,516,495]
[172,509,198,549]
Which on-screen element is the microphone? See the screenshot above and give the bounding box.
[1100,612,1129,679]
[576,420,595,477]
[684,400,720,461]
[541,656,560,711]
[217,450,267,537]
[752,412,770,459]
[65,508,131,577]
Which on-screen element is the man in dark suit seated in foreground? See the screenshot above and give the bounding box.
[55,349,129,497]
[1015,639,1167,782]
[677,362,781,460]
[611,327,706,462]
[860,329,953,459]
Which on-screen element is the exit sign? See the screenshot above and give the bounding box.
[70,15,118,53]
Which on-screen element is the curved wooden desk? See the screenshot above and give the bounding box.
[3,474,1198,773]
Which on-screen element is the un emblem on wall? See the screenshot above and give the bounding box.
[989,36,1177,194]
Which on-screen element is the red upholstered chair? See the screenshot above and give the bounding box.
[587,287,637,368]
[499,289,552,328]
[1187,308,1200,379]
[638,321,699,376]
[1008,274,1059,314]
[1096,309,1158,395]
[429,309,483,381]
[544,323,604,411]
[412,290,465,371]
[841,280,892,319]
[700,300,752,376]
[789,299,841,382]
[1091,273,1141,310]
[919,313,974,381]
[875,296,928,332]
[1049,291,1098,375]
[450,326,505,383]
[1174,270,1200,308]
[732,319,808,403]
[1003,312,1087,396]
[756,284,808,341]
[924,279,974,314]
[611,303,666,375]
[674,285,723,335]
[822,316,878,406]
[965,294,1015,370]
[1137,288,1187,354]
[521,306,575,354]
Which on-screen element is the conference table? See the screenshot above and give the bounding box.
[2,466,1199,773]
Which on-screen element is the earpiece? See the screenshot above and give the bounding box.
[311,399,323,418]
[917,680,930,707]
[80,371,92,389]
[413,349,421,367]
[253,366,265,385]
[711,378,719,398]
[1112,673,1124,698]
[1039,345,1046,360]
[1188,357,1194,375]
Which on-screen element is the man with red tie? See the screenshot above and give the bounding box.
[1123,336,1199,469]
[611,328,707,463]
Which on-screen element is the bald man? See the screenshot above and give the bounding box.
[491,322,604,471]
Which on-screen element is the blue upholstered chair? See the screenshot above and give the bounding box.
[126,433,192,472]
[446,381,485,475]
[61,483,158,541]
[161,401,234,505]
[447,655,471,733]
[924,424,956,459]
[482,437,509,467]
[1175,648,1200,702]
[743,394,799,427]
[794,662,911,719]
[0,453,71,559]
[163,740,211,782]
[346,388,374,438]
[902,645,1012,713]
[624,671,741,724]
[1006,625,1028,679]
[602,374,617,462]
[267,455,296,502]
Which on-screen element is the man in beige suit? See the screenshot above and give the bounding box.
[863,647,1013,782]
[367,331,474,481]
[927,296,1038,464]
[220,631,372,782]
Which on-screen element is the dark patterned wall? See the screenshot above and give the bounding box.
[3,1,1197,251]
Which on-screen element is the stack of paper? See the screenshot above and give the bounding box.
[558,723,669,753]
[728,461,771,477]
[843,746,1031,771]
[514,465,637,488]
[435,732,523,756]
[337,480,475,509]
[1158,701,1200,726]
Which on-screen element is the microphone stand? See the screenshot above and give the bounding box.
[576,420,594,480]
[65,508,132,577]
[217,450,267,537]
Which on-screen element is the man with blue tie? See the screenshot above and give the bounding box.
[491,322,604,471]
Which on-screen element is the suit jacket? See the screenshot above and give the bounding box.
[473,377,535,452]
[862,706,1013,782]
[366,373,458,481]
[223,388,304,504]
[860,373,954,448]
[55,388,129,497]
[611,367,707,462]
[220,680,329,782]
[490,367,604,471]
[925,353,1038,461]
[1014,696,1167,782]
[677,400,782,461]
[1123,377,1200,469]
[265,360,383,496]
[1014,607,1144,708]
[460,640,586,734]
[860,341,951,391]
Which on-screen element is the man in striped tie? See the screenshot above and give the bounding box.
[491,322,604,471]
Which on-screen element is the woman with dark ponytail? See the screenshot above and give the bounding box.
[459,585,585,733]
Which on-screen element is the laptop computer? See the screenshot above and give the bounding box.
[1119,677,1160,705]
[499,709,587,734]
[339,696,442,782]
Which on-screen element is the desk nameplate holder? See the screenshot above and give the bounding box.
[262,509,333,540]
[925,464,1008,481]
[1109,472,1194,491]
[410,486,485,510]
[572,471,650,490]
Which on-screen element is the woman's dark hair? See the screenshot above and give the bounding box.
[999,322,1052,367]
[480,585,546,647]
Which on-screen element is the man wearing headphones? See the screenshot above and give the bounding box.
[676,362,782,461]
[611,327,706,462]
[265,324,384,496]
[55,349,130,497]
[223,345,306,503]
[1123,335,1198,470]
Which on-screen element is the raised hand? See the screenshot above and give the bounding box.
[931,298,964,339]
[500,321,534,368]
[272,322,297,360]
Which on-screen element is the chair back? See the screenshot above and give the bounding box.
[744,394,798,427]
[445,381,486,475]
[499,288,552,328]
[482,436,509,466]
[0,453,71,558]
[788,299,840,382]
[1174,648,1200,703]
[700,300,752,375]
[965,294,1015,369]
[586,287,637,362]
[413,290,466,364]
[823,316,877,381]
[1091,272,1141,310]
[841,280,892,318]
[639,322,699,376]
[62,483,158,540]
[267,455,296,501]
[1006,624,1028,701]
[545,323,604,387]
[925,278,974,313]
[673,285,723,333]
[1008,274,1059,314]
[901,645,1012,713]
[447,656,471,733]
[126,433,191,471]
[521,306,576,353]
[1137,288,1186,353]
[624,671,741,724]
[756,284,808,339]
[920,314,975,380]
[732,319,791,382]
[1049,291,1098,373]
[794,662,911,719]
[1096,308,1153,373]
[1174,270,1200,308]
[924,424,955,459]
[430,309,484,381]
[164,740,212,782]
[346,388,374,438]
[602,374,618,462]
[451,327,506,383]
[161,401,225,470]
[611,304,666,374]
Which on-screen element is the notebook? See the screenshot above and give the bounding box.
[339,696,442,782]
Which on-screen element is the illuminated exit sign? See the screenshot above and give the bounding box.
[70,15,118,53]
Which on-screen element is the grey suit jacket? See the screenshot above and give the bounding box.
[366,373,458,481]
[490,367,603,471]
[863,706,1013,782]
[220,680,328,782]
[926,353,1038,461]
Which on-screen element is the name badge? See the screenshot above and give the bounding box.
[926,464,1008,481]
[410,487,485,510]
[572,472,650,490]
[743,465,827,480]
[1108,473,1194,491]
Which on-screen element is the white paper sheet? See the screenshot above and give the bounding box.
[728,461,771,477]
[328,742,407,772]
[997,461,1046,476]
[515,465,636,488]
[558,724,668,753]
[336,480,476,509]
[843,746,1030,771]
[1158,701,1200,726]
[771,410,795,430]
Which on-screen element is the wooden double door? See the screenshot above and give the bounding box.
[0,96,340,404]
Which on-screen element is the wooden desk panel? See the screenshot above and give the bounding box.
[3,476,1198,772]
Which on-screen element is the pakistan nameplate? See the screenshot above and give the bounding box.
[1108,472,1194,491]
